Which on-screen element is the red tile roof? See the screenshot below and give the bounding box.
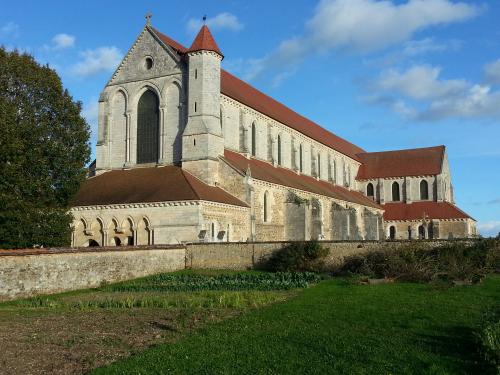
[187,25,223,56]
[151,27,188,53]
[383,201,473,221]
[71,166,248,207]
[150,27,365,161]
[356,146,445,180]
[223,150,381,209]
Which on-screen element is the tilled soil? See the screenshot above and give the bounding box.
[0,308,235,375]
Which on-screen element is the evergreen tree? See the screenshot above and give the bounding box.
[0,48,90,248]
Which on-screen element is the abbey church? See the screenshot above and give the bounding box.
[70,20,477,247]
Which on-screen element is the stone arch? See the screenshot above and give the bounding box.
[389,225,396,240]
[72,218,88,247]
[367,183,374,199]
[107,218,120,246]
[136,217,152,245]
[392,181,401,201]
[109,89,128,166]
[122,217,135,245]
[420,179,429,200]
[331,202,349,240]
[263,191,270,223]
[165,82,182,163]
[137,89,160,164]
[311,199,323,240]
[418,225,426,239]
[251,122,256,156]
[89,218,104,247]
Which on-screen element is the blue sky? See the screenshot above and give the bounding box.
[1,0,499,236]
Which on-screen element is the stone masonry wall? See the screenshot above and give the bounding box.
[0,247,185,301]
[0,240,473,301]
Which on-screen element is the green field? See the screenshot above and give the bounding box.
[1,271,498,374]
[94,275,500,374]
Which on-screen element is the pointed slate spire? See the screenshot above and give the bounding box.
[187,25,223,57]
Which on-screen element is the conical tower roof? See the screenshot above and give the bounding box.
[187,25,223,57]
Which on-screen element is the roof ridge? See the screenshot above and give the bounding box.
[148,27,365,161]
[357,145,445,157]
[180,169,204,200]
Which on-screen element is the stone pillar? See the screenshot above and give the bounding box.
[158,104,166,164]
[103,230,109,247]
[124,110,132,167]
[405,177,412,203]
[436,174,444,202]
[379,179,385,204]
[129,108,137,166]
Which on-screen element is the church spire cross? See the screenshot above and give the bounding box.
[145,12,152,26]
[202,15,207,24]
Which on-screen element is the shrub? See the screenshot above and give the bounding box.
[103,272,321,292]
[476,310,500,372]
[262,241,329,273]
[337,239,499,283]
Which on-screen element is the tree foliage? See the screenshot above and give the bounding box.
[0,47,90,248]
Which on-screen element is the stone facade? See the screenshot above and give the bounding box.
[70,22,475,246]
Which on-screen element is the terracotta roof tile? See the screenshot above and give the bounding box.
[187,25,222,56]
[223,150,381,209]
[356,146,445,180]
[382,201,473,221]
[71,166,248,207]
[149,28,365,161]
[151,27,188,53]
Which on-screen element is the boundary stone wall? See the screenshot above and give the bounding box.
[0,246,185,301]
[0,240,473,301]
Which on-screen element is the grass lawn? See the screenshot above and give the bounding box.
[0,271,306,374]
[94,275,500,375]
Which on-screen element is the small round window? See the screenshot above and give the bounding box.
[144,57,153,70]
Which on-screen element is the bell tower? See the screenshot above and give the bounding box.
[182,25,224,185]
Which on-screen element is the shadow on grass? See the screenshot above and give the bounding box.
[418,325,495,374]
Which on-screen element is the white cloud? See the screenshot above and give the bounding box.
[402,38,455,57]
[242,0,480,82]
[0,22,19,38]
[375,65,467,100]
[484,59,500,85]
[477,221,500,237]
[419,84,500,121]
[52,33,75,49]
[70,46,122,77]
[368,64,500,121]
[187,13,243,33]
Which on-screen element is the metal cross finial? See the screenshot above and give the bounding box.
[202,15,207,24]
[145,12,152,25]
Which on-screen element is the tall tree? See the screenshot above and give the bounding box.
[0,48,90,248]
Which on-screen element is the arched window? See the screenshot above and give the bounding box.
[277,135,282,165]
[251,123,256,156]
[299,144,303,172]
[392,181,400,201]
[317,153,321,178]
[332,159,336,183]
[389,226,396,240]
[420,180,429,200]
[137,90,159,164]
[367,183,374,198]
[418,225,425,239]
[263,191,269,222]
